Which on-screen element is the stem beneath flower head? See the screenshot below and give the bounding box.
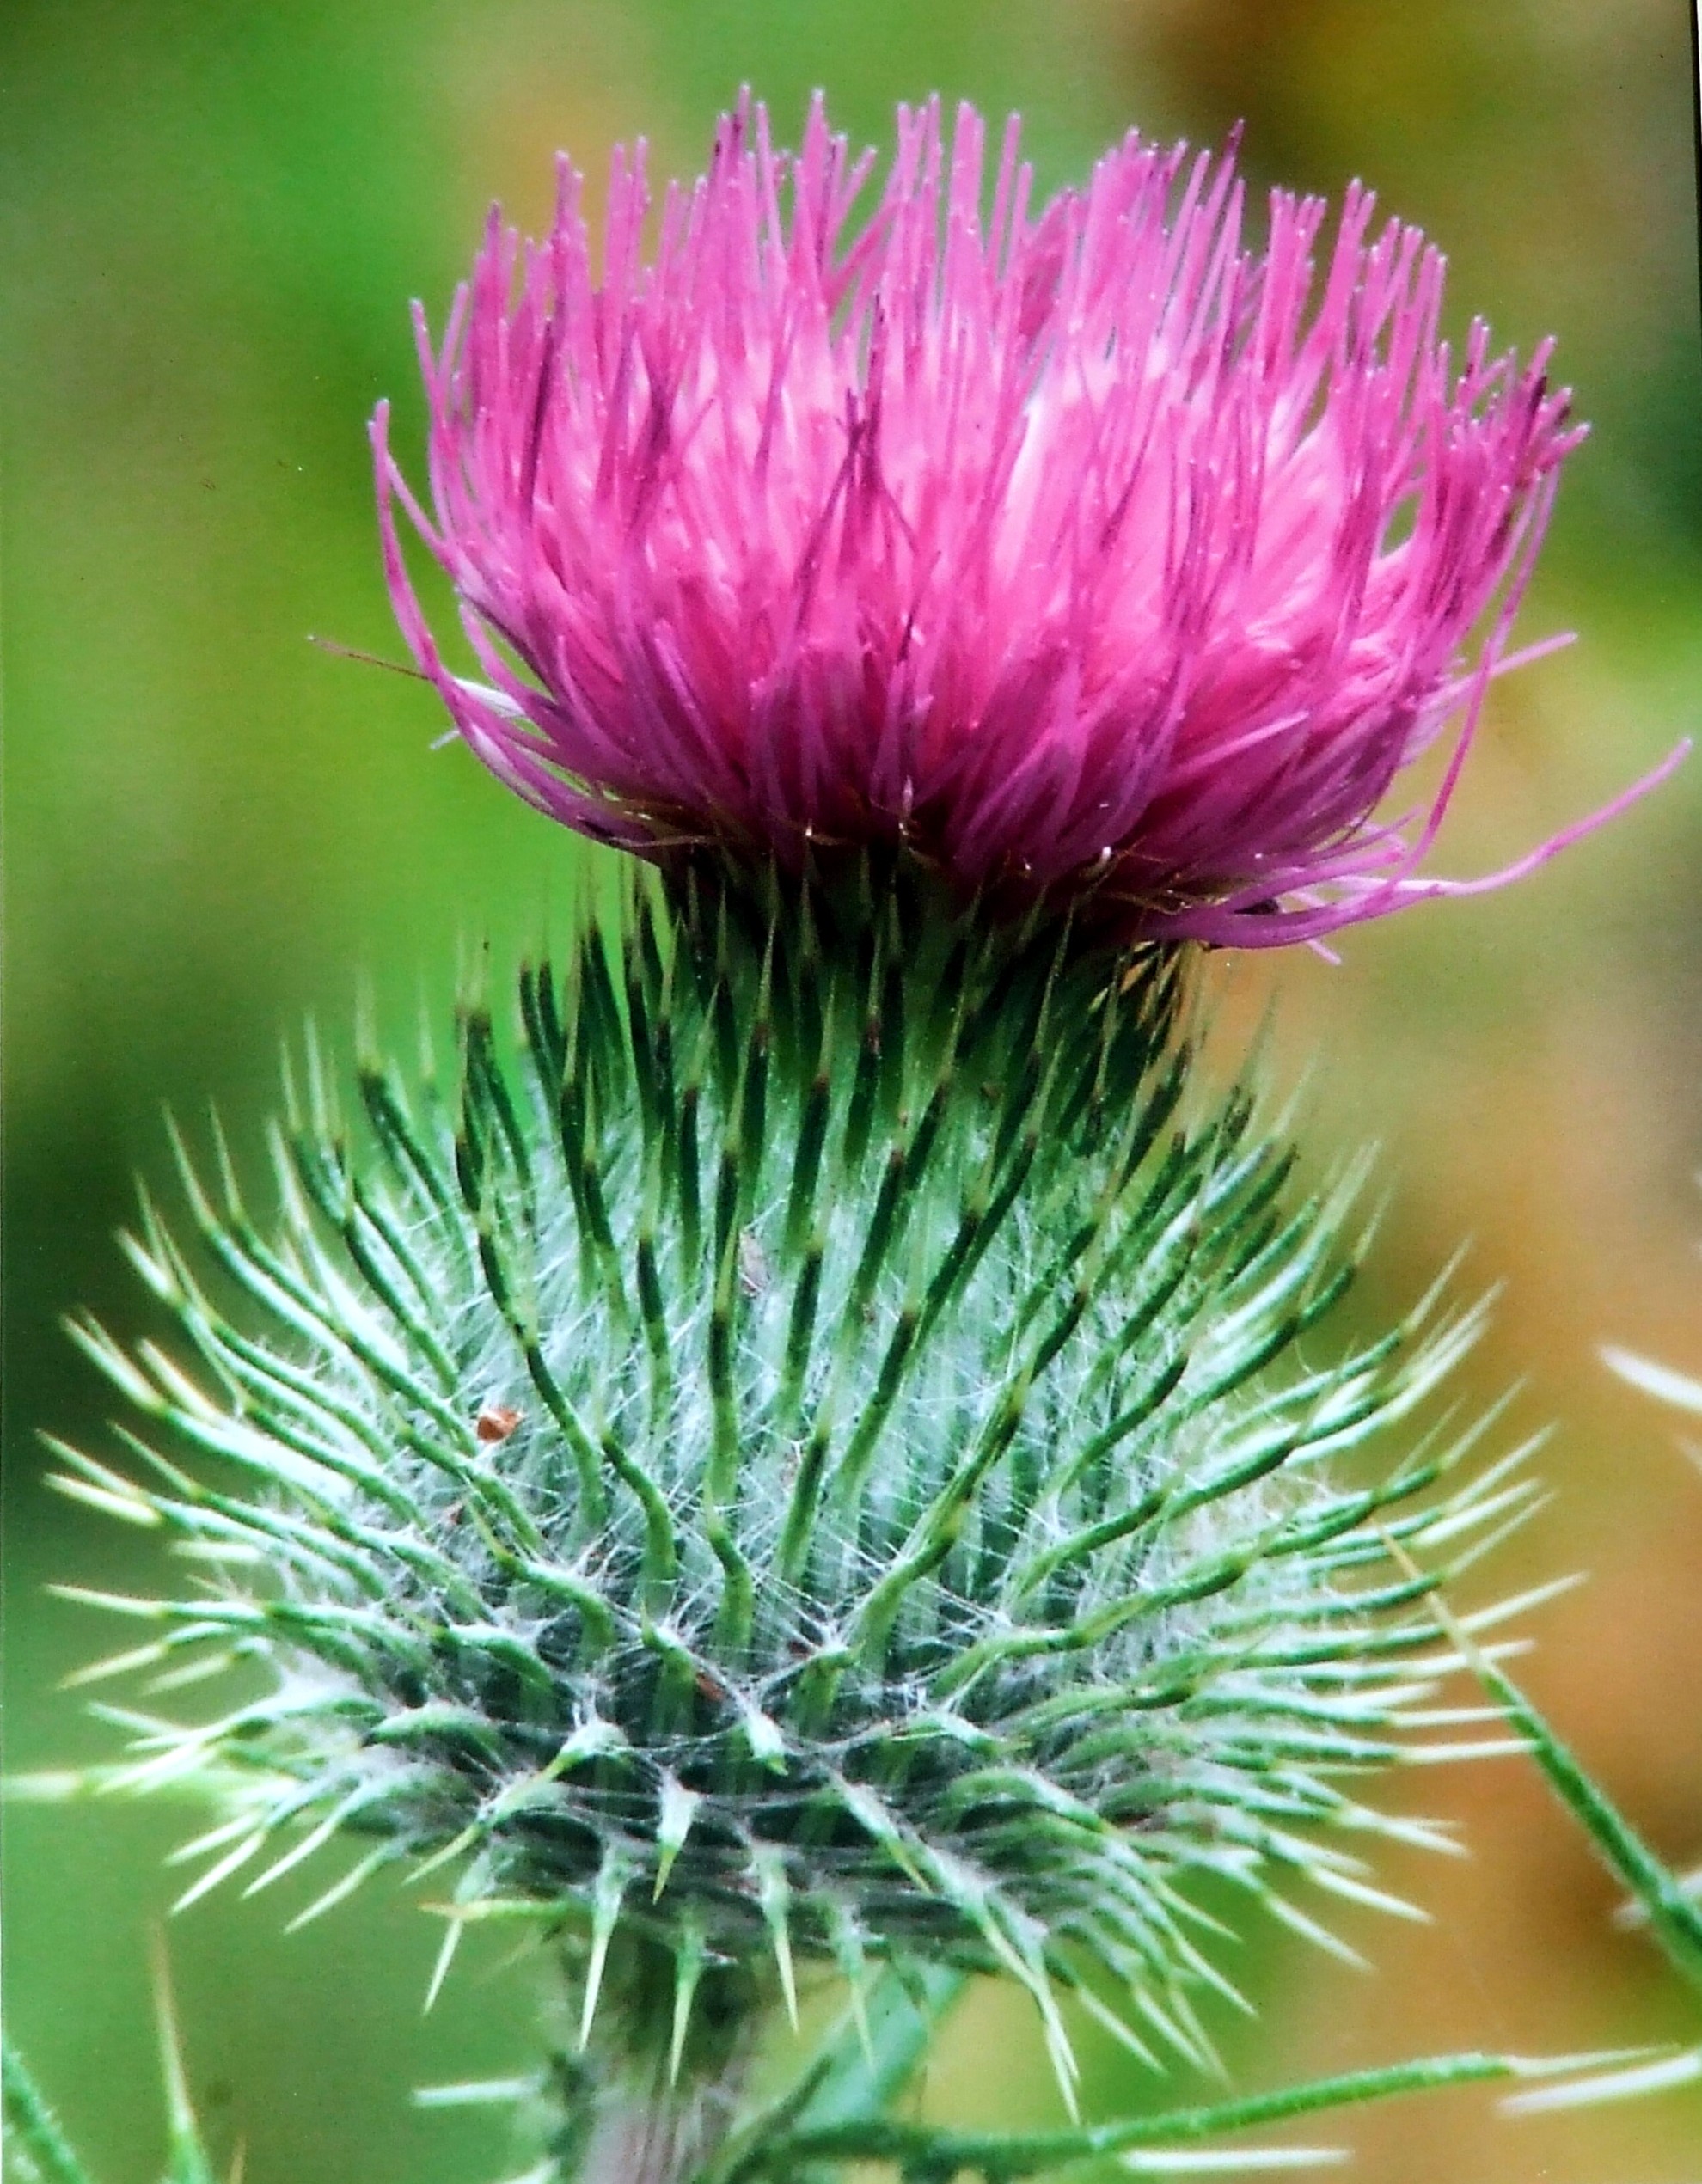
[540,1934,767,2184]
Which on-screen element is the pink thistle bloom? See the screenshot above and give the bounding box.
[374,96,1674,946]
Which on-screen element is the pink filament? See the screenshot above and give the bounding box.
[375,95,1664,945]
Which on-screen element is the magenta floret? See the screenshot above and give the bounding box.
[376,95,1657,945]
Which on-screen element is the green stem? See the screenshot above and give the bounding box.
[542,1935,766,2184]
[736,2052,1523,2181]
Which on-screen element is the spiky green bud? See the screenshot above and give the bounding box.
[50,872,1523,2108]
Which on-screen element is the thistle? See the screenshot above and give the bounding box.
[372,95,1673,949]
[29,91,1670,2184]
[52,865,1540,2180]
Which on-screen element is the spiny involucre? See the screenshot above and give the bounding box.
[373,95,1674,948]
[52,874,1537,2077]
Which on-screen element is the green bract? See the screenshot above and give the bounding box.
[52,872,1526,2085]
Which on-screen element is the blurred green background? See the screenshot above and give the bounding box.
[3,3,1700,2177]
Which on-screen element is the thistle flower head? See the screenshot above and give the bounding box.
[53,883,1528,2071]
[377,95,1607,945]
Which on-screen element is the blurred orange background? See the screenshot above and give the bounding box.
[3,3,1699,2178]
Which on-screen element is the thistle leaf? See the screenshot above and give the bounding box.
[2,2046,96,2184]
